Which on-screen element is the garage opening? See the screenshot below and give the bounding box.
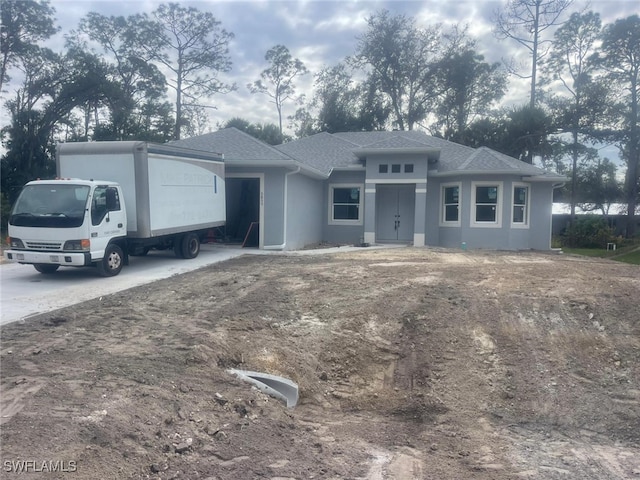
[224,177,260,247]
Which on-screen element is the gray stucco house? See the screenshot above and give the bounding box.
[171,128,566,251]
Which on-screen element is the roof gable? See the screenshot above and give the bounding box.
[454,147,544,175]
[169,127,291,162]
[359,135,436,150]
[274,132,362,174]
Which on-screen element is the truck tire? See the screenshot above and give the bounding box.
[97,244,124,277]
[34,264,60,274]
[181,233,200,259]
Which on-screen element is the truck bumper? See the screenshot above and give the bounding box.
[4,250,91,267]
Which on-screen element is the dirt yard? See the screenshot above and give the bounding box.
[1,248,639,479]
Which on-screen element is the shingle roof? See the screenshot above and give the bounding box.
[355,135,437,150]
[171,128,560,180]
[169,127,292,162]
[452,147,544,175]
[274,132,362,173]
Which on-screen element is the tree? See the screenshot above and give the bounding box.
[134,3,235,139]
[462,105,554,163]
[248,45,308,140]
[289,107,319,139]
[352,10,444,131]
[594,15,640,237]
[493,0,573,108]
[309,63,389,133]
[543,11,606,224]
[574,157,623,215]
[1,47,110,202]
[70,12,173,142]
[507,105,556,163]
[312,63,360,133]
[0,0,58,92]
[432,48,507,143]
[220,117,287,145]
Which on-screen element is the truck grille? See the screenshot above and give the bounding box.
[25,241,63,250]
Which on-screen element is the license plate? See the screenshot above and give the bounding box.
[50,255,59,262]
[17,253,24,260]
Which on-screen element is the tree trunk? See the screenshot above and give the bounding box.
[530,1,541,109]
[625,74,639,238]
[569,128,579,246]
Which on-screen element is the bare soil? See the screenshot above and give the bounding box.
[1,248,639,479]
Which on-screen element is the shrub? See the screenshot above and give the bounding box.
[1,192,12,239]
[562,215,616,248]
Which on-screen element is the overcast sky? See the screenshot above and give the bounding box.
[10,0,640,140]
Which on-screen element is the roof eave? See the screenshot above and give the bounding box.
[353,147,439,159]
[430,170,565,180]
[522,175,570,183]
[225,159,328,179]
[329,165,365,171]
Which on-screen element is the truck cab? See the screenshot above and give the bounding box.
[5,179,127,276]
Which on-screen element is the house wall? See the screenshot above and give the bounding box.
[225,166,285,248]
[364,154,430,246]
[323,170,366,245]
[528,182,554,250]
[227,165,556,251]
[286,172,324,250]
[426,175,555,250]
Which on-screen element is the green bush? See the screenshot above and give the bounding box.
[562,215,616,248]
[1,192,12,240]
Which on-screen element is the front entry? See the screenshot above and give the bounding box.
[225,177,261,247]
[376,184,415,243]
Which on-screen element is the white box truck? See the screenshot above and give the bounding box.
[4,141,225,276]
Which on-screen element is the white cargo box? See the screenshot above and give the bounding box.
[57,141,225,238]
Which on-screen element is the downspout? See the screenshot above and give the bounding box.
[263,166,300,250]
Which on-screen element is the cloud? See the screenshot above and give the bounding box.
[4,0,639,140]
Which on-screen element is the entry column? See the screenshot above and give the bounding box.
[363,182,376,244]
[414,182,427,246]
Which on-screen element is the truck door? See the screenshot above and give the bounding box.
[90,186,127,259]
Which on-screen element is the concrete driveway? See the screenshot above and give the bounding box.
[0,243,402,326]
[0,244,245,326]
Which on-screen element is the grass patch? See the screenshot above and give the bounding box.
[615,249,640,265]
[562,246,640,265]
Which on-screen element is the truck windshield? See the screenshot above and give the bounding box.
[10,184,90,228]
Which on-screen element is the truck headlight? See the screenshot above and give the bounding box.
[8,237,25,249]
[63,239,90,251]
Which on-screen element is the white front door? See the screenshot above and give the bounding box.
[376,185,415,243]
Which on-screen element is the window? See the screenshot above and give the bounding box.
[92,186,121,225]
[512,184,529,227]
[329,185,363,225]
[379,164,388,173]
[471,182,502,227]
[391,164,401,173]
[404,164,414,173]
[440,183,461,226]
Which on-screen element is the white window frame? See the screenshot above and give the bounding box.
[440,182,461,227]
[328,184,364,226]
[511,183,530,228]
[471,181,503,228]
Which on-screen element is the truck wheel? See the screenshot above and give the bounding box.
[97,244,124,277]
[34,264,60,274]
[181,233,200,259]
